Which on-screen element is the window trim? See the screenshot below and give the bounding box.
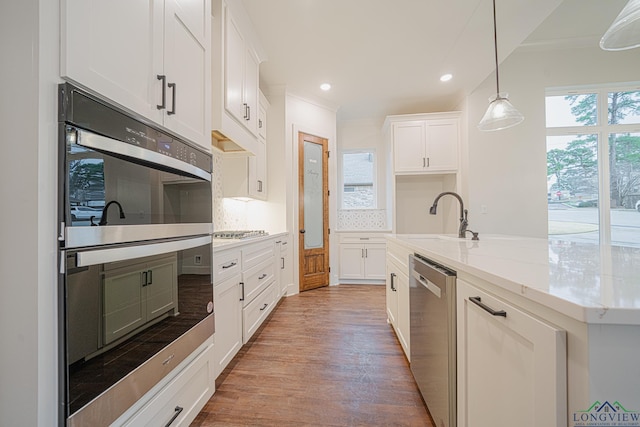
[339,148,377,210]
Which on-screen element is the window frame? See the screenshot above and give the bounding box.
[339,148,378,210]
[545,82,640,245]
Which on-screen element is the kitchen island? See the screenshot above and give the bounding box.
[387,234,640,427]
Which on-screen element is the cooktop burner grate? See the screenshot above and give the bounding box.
[212,230,268,239]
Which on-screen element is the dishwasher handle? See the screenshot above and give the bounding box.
[415,271,442,299]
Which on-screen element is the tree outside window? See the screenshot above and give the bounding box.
[546,86,640,247]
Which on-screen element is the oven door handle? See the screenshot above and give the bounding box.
[76,235,212,267]
[70,127,211,182]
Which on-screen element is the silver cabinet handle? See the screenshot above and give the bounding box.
[167,82,176,115]
[470,296,507,317]
[281,257,285,269]
[164,406,183,427]
[157,75,166,110]
[390,272,396,291]
[258,180,263,192]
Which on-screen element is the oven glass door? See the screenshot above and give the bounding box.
[63,236,213,417]
[64,127,213,248]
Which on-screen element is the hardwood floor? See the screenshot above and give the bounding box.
[192,284,433,426]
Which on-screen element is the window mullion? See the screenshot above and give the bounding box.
[598,90,611,245]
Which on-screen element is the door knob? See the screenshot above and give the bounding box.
[300,229,305,234]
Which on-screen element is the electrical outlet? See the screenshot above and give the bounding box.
[481,205,488,214]
[194,255,202,265]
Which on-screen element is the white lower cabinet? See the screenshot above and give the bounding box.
[213,271,242,378]
[120,342,215,427]
[213,237,283,377]
[339,234,386,281]
[457,279,567,427]
[385,240,410,359]
[242,281,278,343]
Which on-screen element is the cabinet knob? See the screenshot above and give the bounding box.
[300,229,305,234]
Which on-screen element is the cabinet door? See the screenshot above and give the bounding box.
[280,245,290,296]
[163,0,210,148]
[425,119,458,171]
[339,244,365,279]
[248,138,266,200]
[393,121,426,173]
[363,244,386,279]
[224,8,246,124]
[61,0,164,125]
[385,260,399,327]
[258,102,267,141]
[145,259,177,320]
[457,280,566,427]
[243,48,260,136]
[213,274,242,378]
[103,268,145,344]
[395,270,410,359]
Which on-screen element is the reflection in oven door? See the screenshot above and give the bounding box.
[63,236,214,424]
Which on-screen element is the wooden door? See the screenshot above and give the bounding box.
[298,132,329,292]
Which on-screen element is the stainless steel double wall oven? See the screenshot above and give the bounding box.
[57,83,214,426]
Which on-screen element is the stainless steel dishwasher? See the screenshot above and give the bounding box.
[410,253,457,427]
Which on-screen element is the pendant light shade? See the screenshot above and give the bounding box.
[477,0,524,131]
[477,93,524,131]
[600,0,640,51]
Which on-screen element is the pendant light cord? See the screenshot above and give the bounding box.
[492,0,500,95]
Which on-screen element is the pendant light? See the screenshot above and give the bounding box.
[477,0,524,131]
[600,0,640,51]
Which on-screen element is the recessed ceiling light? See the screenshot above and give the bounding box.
[320,83,331,91]
[440,74,453,82]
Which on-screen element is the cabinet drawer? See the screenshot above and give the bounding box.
[242,282,277,343]
[339,234,386,244]
[120,343,215,427]
[242,258,275,306]
[386,240,411,272]
[242,240,274,270]
[213,249,241,284]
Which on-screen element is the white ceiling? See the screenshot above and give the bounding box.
[241,0,627,121]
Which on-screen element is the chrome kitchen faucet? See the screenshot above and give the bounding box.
[429,192,479,240]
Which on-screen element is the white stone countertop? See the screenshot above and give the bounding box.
[213,231,289,251]
[387,233,640,325]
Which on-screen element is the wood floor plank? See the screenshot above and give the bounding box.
[192,284,434,426]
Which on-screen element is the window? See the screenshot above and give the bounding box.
[341,150,376,209]
[545,84,640,247]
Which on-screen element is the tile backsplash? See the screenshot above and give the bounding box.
[338,209,388,230]
[213,150,249,231]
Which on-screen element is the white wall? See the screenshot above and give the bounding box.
[336,118,388,224]
[0,1,59,425]
[466,44,640,237]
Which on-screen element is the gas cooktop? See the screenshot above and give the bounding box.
[212,230,268,239]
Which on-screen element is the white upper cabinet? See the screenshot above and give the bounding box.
[61,0,211,150]
[211,0,264,154]
[386,112,460,174]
